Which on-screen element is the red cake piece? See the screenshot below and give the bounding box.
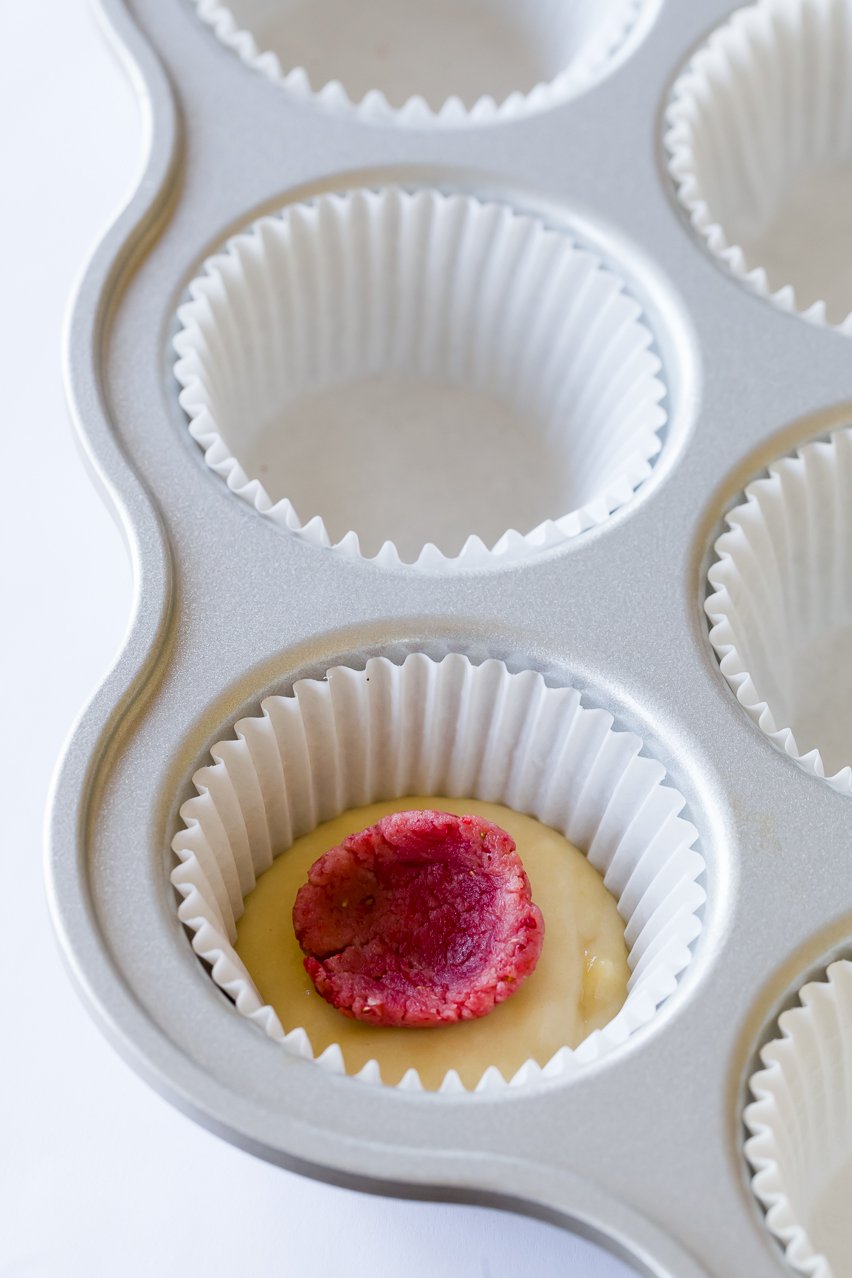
[292,809,544,1027]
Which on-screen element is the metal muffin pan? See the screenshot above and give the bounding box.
[47,0,852,1273]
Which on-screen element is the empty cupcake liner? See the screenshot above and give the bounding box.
[171,652,705,1093]
[193,0,647,127]
[706,428,852,793]
[745,959,852,1277]
[666,0,852,332]
[174,187,667,569]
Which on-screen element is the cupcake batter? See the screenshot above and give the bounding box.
[235,797,629,1089]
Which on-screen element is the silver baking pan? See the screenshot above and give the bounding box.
[47,1,852,1273]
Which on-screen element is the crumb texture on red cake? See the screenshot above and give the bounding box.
[292,809,544,1027]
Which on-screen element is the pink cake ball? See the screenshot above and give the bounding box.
[293,809,544,1028]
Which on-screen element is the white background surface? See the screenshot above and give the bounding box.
[0,4,637,1274]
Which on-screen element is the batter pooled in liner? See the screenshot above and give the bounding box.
[293,810,544,1027]
[235,797,630,1089]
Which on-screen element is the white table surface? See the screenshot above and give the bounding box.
[0,5,638,1274]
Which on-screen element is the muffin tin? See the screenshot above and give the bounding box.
[48,0,852,1274]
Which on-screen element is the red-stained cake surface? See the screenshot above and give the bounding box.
[292,809,544,1028]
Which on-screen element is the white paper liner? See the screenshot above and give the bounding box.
[706,428,852,794]
[745,960,852,1277]
[174,187,667,570]
[171,652,705,1092]
[665,0,852,332]
[192,0,646,127]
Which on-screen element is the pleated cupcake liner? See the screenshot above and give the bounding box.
[706,428,852,793]
[745,959,852,1277]
[171,651,705,1092]
[193,0,646,127]
[174,187,667,570]
[665,0,852,333]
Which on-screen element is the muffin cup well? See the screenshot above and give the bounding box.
[171,652,705,1093]
[666,0,852,332]
[174,188,667,569]
[706,428,852,793]
[193,0,648,127]
[745,960,852,1277]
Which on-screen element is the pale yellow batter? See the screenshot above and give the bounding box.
[235,797,630,1089]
